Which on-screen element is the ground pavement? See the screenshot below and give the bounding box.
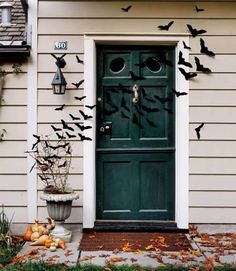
[16,225,236,268]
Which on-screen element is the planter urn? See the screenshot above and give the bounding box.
[40,191,79,242]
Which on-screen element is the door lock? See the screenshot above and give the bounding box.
[100,122,112,134]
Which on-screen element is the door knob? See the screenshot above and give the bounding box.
[132,84,139,104]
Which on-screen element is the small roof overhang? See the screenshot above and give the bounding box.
[0,45,30,62]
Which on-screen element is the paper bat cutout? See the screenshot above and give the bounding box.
[179,67,197,80]
[72,80,84,89]
[30,162,36,173]
[51,53,66,68]
[195,123,204,140]
[61,119,74,131]
[130,71,146,81]
[158,21,174,31]
[54,104,65,111]
[76,55,84,64]
[187,24,207,37]
[141,104,160,113]
[65,131,76,139]
[183,41,191,50]
[178,51,192,68]
[69,113,80,121]
[75,122,92,131]
[146,118,156,127]
[154,95,172,104]
[121,96,130,112]
[79,110,93,120]
[195,57,211,73]
[195,5,204,12]
[200,38,215,57]
[171,88,188,97]
[141,87,156,103]
[134,105,145,116]
[74,95,86,101]
[121,111,129,119]
[132,113,143,129]
[51,125,62,132]
[78,133,92,141]
[85,104,96,110]
[121,5,132,12]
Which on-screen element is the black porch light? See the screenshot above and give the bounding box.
[51,66,67,95]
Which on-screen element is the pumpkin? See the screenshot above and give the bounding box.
[57,239,66,250]
[30,231,40,241]
[23,226,33,241]
[45,236,53,248]
[30,234,49,246]
[32,219,40,232]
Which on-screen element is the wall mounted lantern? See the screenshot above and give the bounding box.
[51,53,67,95]
[0,2,13,25]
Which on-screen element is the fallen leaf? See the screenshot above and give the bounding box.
[96,245,104,249]
[79,255,96,262]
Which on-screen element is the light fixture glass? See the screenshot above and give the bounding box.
[51,67,67,95]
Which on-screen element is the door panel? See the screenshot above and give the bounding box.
[96,45,175,221]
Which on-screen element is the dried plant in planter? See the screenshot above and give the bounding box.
[28,135,72,194]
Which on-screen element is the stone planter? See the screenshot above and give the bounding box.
[40,191,79,242]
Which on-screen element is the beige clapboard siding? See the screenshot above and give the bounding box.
[38,207,83,223]
[1,89,27,106]
[190,175,236,191]
[189,208,236,223]
[38,2,236,19]
[1,74,27,89]
[3,207,27,223]
[189,123,236,140]
[0,141,27,157]
[190,158,236,175]
[189,90,236,107]
[37,174,83,190]
[190,141,236,158]
[0,191,27,206]
[0,106,27,123]
[38,54,84,73]
[38,19,236,35]
[189,191,236,207]
[0,175,27,190]
[0,124,27,140]
[0,158,27,174]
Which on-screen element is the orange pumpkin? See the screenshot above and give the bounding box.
[58,239,66,250]
[45,236,53,248]
[23,226,33,241]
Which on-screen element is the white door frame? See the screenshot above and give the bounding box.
[83,33,189,229]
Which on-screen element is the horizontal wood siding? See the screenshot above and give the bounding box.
[0,66,28,223]
[36,0,236,223]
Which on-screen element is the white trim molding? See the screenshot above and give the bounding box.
[83,33,189,229]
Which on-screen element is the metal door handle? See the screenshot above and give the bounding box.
[132,84,139,104]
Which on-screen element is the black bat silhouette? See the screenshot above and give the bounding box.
[85,104,96,110]
[56,133,66,139]
[74,95,86,101]
[65,131,76,139]
[51,125,62,132]
[75,122,92,131]
[187,24,207,37]
[78,133,92,141]
[183,41,191,50]
[141,104,160,113]
[58,161,67,168]
[154,95,172,104]
[121,111,129,119]
[179,67,197,80]
[121,5,132,12]
[195,57,211,73]
[146,118,156,127]
[130,71,146,81]
[141,87,156,103]
[32,134,41,149]
[164,107,174,114]
[195,123,204,140]
[156,53,173,67]
[54,104,65,111]
[79,110,93,120]
[195,5,204,12]
[72,80,84,89]
[121,97,130,112]
[61,119,74,131]
[134,105,145,116]
[200,38,215,57]
[51,53,66,68]
[76,55,83,64]
[118,83,133,94]
[69,113,80,121]
[132,113,143,129]
[178,51,192,68]
[49,142,70,150]
[171,88,188,97]
[104,108,118,115]
[158,21,174,31]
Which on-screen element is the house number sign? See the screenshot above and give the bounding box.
[54,41,68,50]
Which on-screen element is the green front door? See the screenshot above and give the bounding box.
[96,45,175,221]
